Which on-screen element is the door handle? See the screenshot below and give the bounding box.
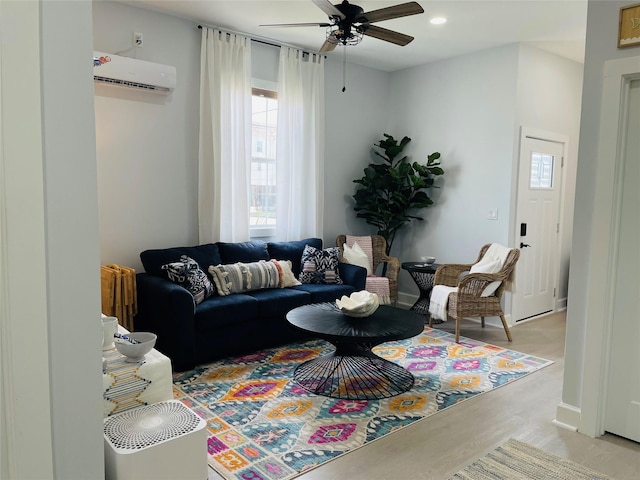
[520,242,531,248]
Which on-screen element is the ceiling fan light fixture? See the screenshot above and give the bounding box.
[326,24,363,46]
[430,16,447,25]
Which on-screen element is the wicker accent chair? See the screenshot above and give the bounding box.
[428,244,520,343]
[336,235,400,305]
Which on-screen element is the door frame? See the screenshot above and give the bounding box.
[580,56,640,437]
[511,126,568,324]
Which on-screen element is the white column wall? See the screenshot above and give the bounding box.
[41,1,104,477]
[559,0,640,433]
[1,1,104,478]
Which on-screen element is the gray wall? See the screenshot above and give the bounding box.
[515,45,584,304]
[93,2,582,320]
[323,58,391,245]
[93,1,389,271]
[386,44,582,304]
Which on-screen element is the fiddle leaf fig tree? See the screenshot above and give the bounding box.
[353,134,444,254]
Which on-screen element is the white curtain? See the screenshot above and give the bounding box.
[198,28,252,243]
[275,47,325,241]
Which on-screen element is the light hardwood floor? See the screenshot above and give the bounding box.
[208,312,640,480]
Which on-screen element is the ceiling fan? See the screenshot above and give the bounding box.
[261,0,424,52]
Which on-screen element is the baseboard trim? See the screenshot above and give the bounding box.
[397,292,416,310]
[556,297,567,311]
[553,402,580,432]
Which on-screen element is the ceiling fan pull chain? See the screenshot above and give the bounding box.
[342,46,347,92]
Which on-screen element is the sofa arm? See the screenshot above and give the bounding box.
[338,262,367,290]
[134,273,198,371]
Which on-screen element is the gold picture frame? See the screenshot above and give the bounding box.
[618,3,640,48]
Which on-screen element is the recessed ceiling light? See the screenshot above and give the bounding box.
[430,17,447,25]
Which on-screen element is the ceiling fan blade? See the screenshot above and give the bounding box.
[260,22,331,27]
[362,25,414,46]
[358,2,424,24]
[319,39,338,52]
[312,0,345,19]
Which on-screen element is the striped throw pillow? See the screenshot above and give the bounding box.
[208,260,280,296]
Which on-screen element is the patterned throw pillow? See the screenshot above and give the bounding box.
[208,260,280,296]
[299,245,343,285]
[161,255,215,305]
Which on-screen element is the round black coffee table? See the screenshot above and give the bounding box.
[286,303,424,400]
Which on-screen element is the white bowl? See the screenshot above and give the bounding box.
[336,291,380,318]
[114,332,157,362]
[421,256,436,265]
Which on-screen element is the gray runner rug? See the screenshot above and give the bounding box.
[449,438,612,479]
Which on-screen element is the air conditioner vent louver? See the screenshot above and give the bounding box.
[104,401,202,451]
[93,51,176,95]
[94,76,171,95]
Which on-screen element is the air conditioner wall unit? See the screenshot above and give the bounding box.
[93,51,176,95]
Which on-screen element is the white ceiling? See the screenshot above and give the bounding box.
[124,0,588,72]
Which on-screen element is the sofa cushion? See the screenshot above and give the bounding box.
[161,255,215,304]
[267,238,322,276]
[245,288,311,318]
[195,294,259,330]
[293,284,355,303]
[299,245,343,284]
[217,240,270,264]
[140,243,221,278]
[209,261,280,296]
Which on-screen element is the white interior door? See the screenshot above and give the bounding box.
[512,134,563,322]
[604,79,640,443]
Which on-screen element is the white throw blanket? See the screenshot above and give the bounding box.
[428,285,457,321]
[481,243,511,269]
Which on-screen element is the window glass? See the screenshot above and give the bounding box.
[530,152,554,189]
[251,90,277,228]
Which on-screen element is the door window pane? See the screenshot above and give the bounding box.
[530,152,554,189]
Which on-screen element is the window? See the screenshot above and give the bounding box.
[529,152,554,189]
[250,88,277,233]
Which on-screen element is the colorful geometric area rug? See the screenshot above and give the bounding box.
[449,438,612,479]
[172,328,552,480]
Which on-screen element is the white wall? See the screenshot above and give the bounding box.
[93,1,201,271]
[559,0,640,432]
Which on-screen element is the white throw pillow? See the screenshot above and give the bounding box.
[470,257,502,297]
[343,242,372,276]
[271,259,301,288]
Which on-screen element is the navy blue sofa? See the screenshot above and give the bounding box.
[135,237,366,371]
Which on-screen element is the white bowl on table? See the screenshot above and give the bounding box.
[420,256,436,265]
[114,332,157,362]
